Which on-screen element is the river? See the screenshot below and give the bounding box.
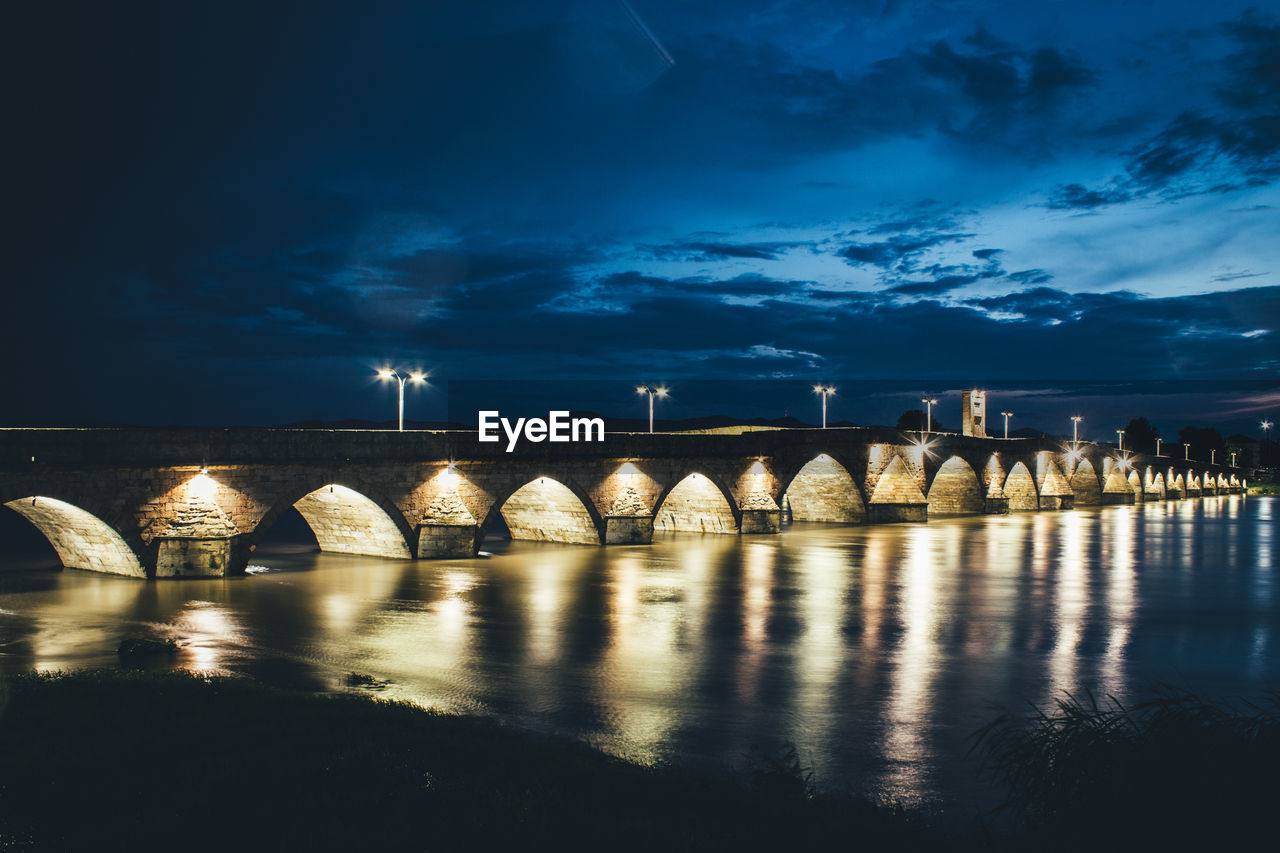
[1,495,1275,812]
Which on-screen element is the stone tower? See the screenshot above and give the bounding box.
[962,389,987,437]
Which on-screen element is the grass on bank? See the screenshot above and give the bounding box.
[974,686,1280,850]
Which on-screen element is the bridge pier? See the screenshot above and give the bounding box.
[1038,494,1075,510]
[739,508,781,533]
[868,502,928,523]
[984,496,1010,514]
[417,521,480,558]
[155,535,244,577]
[1102,492,1135,505]
[605,515,654,544]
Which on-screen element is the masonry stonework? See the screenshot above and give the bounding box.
[0,427,1247,578]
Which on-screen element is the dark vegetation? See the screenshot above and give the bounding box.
[1,672,1277,851]
[0,671,941,852]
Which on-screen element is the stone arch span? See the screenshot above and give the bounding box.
[258,483,413,558]
[1069,458,1102,505]
[1003,462,1039,512]
[654,472,738,534]
[927,456,984,514]
[490,477,602,545]
[4,496,146,577]
[781,454,865,523]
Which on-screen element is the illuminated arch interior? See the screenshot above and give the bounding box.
[1069,458,1102,505]
[292,484,412,558]
[927,456,983,514]
[1003,462,1038,511]
[4,496,145,577]
[499,478,600,545]
[655,473,737,534]
[782,454,865,523]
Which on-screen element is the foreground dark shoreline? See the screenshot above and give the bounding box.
[1,670,1277,851]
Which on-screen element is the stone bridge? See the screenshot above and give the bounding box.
[0,427,1248,579]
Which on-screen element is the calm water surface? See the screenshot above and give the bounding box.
[1,496,1276,810]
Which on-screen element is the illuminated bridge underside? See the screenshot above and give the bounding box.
[5,497,145,578]
[656,474,737,534]
[1070,459,1102,506]
[293,485,412,558]
[783,454,865,523]
[927,457,983,515]
[500,479,600,545]
[1004,463,1039,512]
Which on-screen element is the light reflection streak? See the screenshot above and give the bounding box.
[878,525,945,801]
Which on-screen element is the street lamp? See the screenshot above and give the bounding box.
[1001,411,1013,439]
[1231,451,1238,467]
[1156,437,1162,456]
[1183,443,1190,460]
[377,368,427,432]
[1070,416,1083,444]
[813,385,836,429]
[921,398,938,435]
[1211,449,1216,464]
[636,385,668,434]
[1116,429,1125,452]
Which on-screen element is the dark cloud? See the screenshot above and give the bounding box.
[1047,183,1132,210]
[1121,11,1280,195]
[650,241,786,261]
[839,232,973,269]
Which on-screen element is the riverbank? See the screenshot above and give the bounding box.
[0,670,948,851]
[2,671,1277,851]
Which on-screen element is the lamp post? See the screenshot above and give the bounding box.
[1231,451,1237,467]
[1183,443,1190,461]
[1156,437,1162,456]
[1001,411,1012,439]
[636,385,668,434]
[377,368,427,432]
[1116,429,1125,452]
[813,385,836,429]
[1070,415,1083,445]
[921,398,938,436]
[1264,420,1275,467]
[1211,449,1216,464]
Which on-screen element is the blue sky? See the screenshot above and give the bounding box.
[3,0,1277,432]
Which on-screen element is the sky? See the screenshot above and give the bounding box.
[3,0,1278,436]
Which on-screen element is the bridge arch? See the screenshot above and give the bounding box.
[1150,471,1166,499]
[1003,462,1039,512]
[1127,469,1143,500]
[486,476,603,545]
[654,472,739,534]
[780,453,865,523]
[927,456,983,515]
[255,483,414,558]
[3,496,147,577]
[1171,472,1186,497]
[1069,458,1102,505]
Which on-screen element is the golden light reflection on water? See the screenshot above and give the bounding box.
[1,496,1276,807]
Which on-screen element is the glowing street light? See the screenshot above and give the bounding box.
[1183,443,1190,460]
[813,385,836,428]
[1070,415,1083,445]
[921,398,938,436]
[636,385,668,434]
[1156,437,1162,456]
[1211,449,1216,464]
[1000,411,1013,439]
[1116,429,1125,452]
[377,368,427,432]
[1263,419,1274,438]
[1231,451,1238,467]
